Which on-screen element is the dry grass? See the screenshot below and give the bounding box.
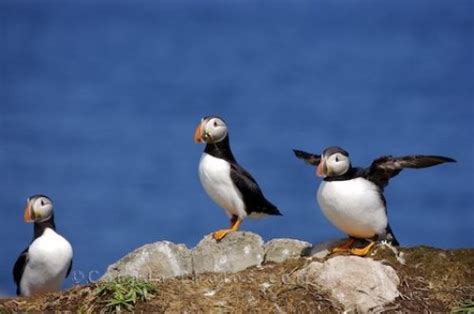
[0,246,472,312]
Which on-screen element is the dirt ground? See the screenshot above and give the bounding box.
[0,246,472,313]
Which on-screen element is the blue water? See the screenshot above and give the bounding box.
[0,0,472,295]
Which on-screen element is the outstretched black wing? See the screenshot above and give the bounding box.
[293,149,321,166]
[230,163,282,216]
[13,248,29,296]
[366,155,456,189]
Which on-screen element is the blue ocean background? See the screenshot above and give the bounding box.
[0,0,472,295]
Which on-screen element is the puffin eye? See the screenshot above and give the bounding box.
[41,199,45,206]
[213,121,218,127]
[335,156,339,162]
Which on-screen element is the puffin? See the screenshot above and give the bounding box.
[194,116,282,241]
[13,194,73,296]
[294,146,455,256]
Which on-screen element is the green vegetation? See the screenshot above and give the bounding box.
[94,276,156,312]
[452,300,474,314]
[0,246,472,312]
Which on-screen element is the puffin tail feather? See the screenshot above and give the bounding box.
[266,206,283,216]
[249,200,282,217]
[262,199,282,216]
[385,224,400,246]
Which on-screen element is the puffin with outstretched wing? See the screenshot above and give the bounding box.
[294,147,455,256]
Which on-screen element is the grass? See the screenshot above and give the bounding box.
[93,276,156,312]
[0,246,472,312]
[452,300,474,314]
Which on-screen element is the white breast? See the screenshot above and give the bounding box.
[20,228,73,296]
[317,178,387,238]
[198,153,247,219]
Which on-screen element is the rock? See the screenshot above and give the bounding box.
[294,256,400,312]
[101,241,192,281]
[309,238,346,259]
[264,238,311,263]
[192,232,265,274]
[99,233,400,312]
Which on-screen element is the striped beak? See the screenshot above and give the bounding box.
[24,202,34,223]
[194,120,203,143]
[316,157,327,177]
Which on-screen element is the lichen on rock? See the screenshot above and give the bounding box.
[294,256,400,312]
[192,232,265,274]
[101,241,192,281]
[264,238,312,263]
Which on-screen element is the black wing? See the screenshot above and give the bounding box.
[230,163,281,216]
[13,248,29,296]
[366,155,456,189]
[293,149,321,166]
[66,259,73,278]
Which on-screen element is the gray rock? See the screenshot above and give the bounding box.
[264,239,311,263]
[310,238,346,259]
[192,231,265,274]
[101,241,192,281]
[294,256,400,313]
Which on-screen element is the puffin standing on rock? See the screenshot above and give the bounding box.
[194,116,282,241]
[13,195,73,296]
[294,147,455,256]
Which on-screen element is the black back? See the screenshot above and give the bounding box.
[230,163,281,216]
[205,135,281,216]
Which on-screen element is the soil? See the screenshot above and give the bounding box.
[0,246,472,313]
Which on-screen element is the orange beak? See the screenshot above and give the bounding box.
[24,204,33,223]
[316,158,326,177]
[194,121,203,143]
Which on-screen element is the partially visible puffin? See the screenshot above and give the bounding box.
[294,147,455,256]
[194,116,282,241]
[13,195,73,296]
